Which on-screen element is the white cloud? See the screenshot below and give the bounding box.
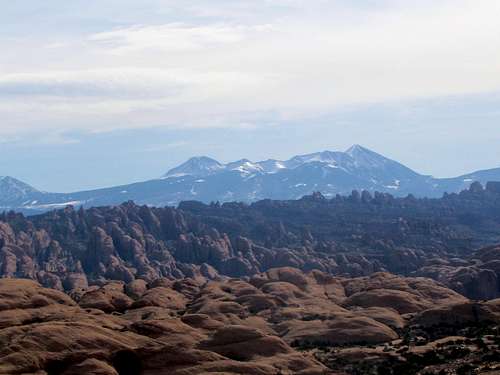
[89,23,274,53]
[1,0,500,137]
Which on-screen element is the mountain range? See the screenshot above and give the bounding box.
[1,145,499,213]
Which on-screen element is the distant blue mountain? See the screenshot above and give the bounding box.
[1,145,500,213]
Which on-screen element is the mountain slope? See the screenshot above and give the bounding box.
[163,156,223,178]
[1,145,500,213]
[0,176,41,207]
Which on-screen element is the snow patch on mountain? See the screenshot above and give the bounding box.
[161,146,403,180]
[227,159,264,175]
[3,146,500,214]
[24,200,85,209]
[0,176,40,203]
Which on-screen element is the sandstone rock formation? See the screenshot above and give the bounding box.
[0,184,499,296]
[2,267,496,374]
[1,186,499,374]
[0,272,331,375]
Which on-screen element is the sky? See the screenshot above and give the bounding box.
[1,0,500,192]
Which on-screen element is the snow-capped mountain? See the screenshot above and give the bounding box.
[0,176,80,212]
[162,145,422,190]
[1,145,500,214]
[0,176,40,206]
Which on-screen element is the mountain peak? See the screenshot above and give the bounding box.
[0,176,38,190]
[345,144,373,156]
[0,176,40,205]
[2,146,499,213]
[345,144,391,165]
[163,156,223,178]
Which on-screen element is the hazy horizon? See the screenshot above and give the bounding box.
[2,134,500,193]
[1,1,500,191]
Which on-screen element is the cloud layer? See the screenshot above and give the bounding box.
[1,0,500,137]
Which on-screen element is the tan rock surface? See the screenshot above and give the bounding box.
[1,267,488,375]
[0,272,331,375]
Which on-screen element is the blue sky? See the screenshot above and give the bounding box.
[1,1,500,192]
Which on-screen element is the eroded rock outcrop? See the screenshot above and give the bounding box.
[3,266,500,374]
[0,272,329,375]
[1,186,499,297]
